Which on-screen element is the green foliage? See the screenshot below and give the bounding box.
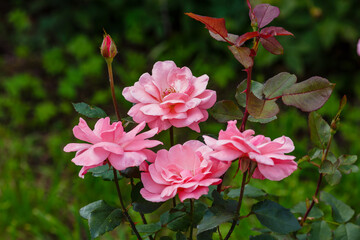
[308,221,332,240]
[321,192,355,223]
[131,182,163,214]
[72,102,107,118]
[209,100,243,123]
[252,200,301,234]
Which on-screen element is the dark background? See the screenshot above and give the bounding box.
[1,0,359,239]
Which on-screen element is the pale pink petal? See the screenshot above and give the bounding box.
[152,60,177,90]
[140,188,170,202]
[189,74,209,97]
[72,146,109,166]
[73,118,100,143]
[128,104,158,123]
[63,143,91,152]
[140,104,169,116]
[109,151,147,171]
[178,186,209,202]
[122,87,139,103]
[197,90,217,109]
[130,82,159,104]
[139,73,161,101]
[141,172,167,193]
[167,67,192,93]
[257,160,297,181]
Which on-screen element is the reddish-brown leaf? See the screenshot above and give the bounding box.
[253,4,280,28]
[260,36,283,55]
[228,45,253,69]
[235,31,260,47]
[185,13,228,41]
[260,26,294,38]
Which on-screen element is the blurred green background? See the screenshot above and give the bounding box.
[1,0,359,239]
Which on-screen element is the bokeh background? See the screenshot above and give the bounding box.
[1,0,359,239]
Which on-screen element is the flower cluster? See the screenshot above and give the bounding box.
[204,120,297,181]
[65,61,297,203]
[122,61,216,133]
[64,117,162,178]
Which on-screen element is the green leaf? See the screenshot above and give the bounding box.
[282,76,334,112]
[197,228,216,240]
[235,80,264,107]
[309,221,332,240]
[87,166,122,181]
[136,222,161,233]
[87,201,123,239]
[321,192,355,223]
[161,203,193,232]
[339,165,359,174]
[176,232,186,240]
[324,170,342,186]
[291,202,324,219]
[338,155,358,174]
[209,100,243,123]
[197,191,237,234]
[227,185,267,199]
[338,155,358,165]
[308,111,331,149]
[193,201,208,227]
[228,45,253,69]
[72,102,107,118]
[320,160,336,174]
[334,223,360,240]
[247,92,279,119]
[250,234,276,240]
[131,182,163,214]
[252,200,301,234]
[80,200,107,220]
[160,237,173,240]
[263,72,297,99]
[248,115,277,124]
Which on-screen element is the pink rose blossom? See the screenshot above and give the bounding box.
[203,120,297,181]
[122,61,216,133]
[140,140,231,202]
[64,117,162,178]
[357,39,360,56]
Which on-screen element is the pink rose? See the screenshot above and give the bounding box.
[203,120,297,181]
[64,117,162,178]
[122,61,216,133]
[140,140,231,202]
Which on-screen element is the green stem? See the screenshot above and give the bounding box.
[107,63,144,239]
[224,171,248,240]
[169,126,177,208]
[112,169,143,240]
[107,62,121,121]
[189,199,194,240]
[300,133,333,226]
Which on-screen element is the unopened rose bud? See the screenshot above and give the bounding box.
[100,33,117,62]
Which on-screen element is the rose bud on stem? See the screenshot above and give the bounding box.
[101,32,121,121]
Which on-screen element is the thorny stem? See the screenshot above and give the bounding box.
[113,169,143,240]
[240,66,253,132]
[189,199,194,240]
[300,133,334,226]
[224,171,248,240]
